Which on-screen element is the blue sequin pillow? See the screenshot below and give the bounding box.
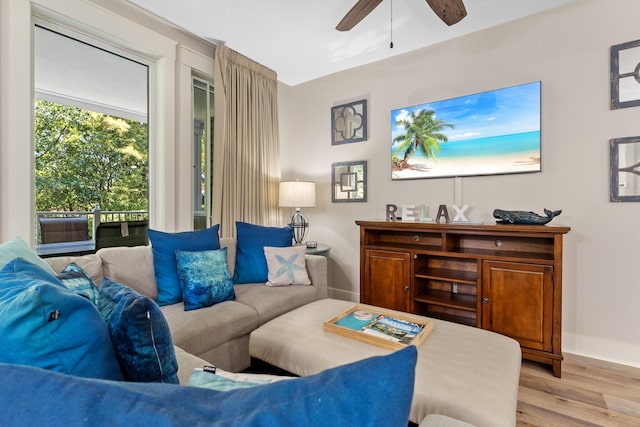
[175,248,235,311]
[97,278,179,384]
[56,262,99,304]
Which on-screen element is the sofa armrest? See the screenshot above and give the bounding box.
[305,254,328,299]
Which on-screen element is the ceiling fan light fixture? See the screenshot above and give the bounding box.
[337,0,467,32]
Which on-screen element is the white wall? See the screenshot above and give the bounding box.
[279,0,640,367]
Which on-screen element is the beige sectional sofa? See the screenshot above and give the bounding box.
[44,237,328,379]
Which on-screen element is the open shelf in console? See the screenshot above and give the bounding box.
[444,233,556,260]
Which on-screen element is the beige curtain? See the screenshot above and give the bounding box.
[212,45,281,238]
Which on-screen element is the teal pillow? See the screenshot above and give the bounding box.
[0,345,417,426]
[0,259,124,381]
[175,248,235,311]
[187,369,271,392]
[0,237,57,275]
[233,221,294,284]
[97,278,179,384]
[148,226,220,306]
[56,262,99,304]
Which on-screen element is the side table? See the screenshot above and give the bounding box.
[305,243,331,257]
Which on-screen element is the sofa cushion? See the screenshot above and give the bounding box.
[175,248,235,311]
[98,278,179,384]
[56,262,100,304]
[0,344,417,427]
[45,253,104,285]
[0,258,123,381]
[98,246,157,299]
[161,300,258,358]
[264,245,311,286]
[148,226,221,306]
[233,222,293,284]
[0,237,57,275]
[234,283,318,325]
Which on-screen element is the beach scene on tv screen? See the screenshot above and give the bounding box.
[391,81,541,180]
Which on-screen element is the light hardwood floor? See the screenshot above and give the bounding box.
[517,353,640,426]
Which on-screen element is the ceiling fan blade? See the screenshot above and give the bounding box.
[425,0,467,26]
[336,0,384,31]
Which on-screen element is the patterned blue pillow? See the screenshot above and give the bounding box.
[233,221,294,284]
[175,248,235,311]
[56,263,99,304]
[0,258,124,381]
[148,225,221,306]
[97,278,179,384]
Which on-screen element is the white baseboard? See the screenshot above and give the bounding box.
[562,332,640,368]
[327,287,358,302]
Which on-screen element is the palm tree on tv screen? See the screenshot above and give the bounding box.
[392,109,454,170]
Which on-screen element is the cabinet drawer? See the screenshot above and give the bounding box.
[365,231,441,248]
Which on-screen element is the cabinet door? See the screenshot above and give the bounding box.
[482,261,553,352]
[363,250,411,312]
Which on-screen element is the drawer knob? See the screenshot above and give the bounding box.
[495,240,503,247]
[482,298,489,304]
[403,285,410,292]
[413,235,420,242]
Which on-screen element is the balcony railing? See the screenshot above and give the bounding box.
[35,204,148,256]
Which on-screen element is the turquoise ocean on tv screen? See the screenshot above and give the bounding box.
[413,131,540,160]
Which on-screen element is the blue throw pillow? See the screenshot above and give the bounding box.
[0,259,123,381]
[148,225,221,306]
[56,262,100,304]
[233,221,294,284]
[175,248,235,311]
[97,278,179,384]
[0,237,57,275]
[0,345,417,426]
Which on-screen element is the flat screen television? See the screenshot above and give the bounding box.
[391,81,541,180]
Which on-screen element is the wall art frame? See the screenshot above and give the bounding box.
[610,136,640,202]
[610,38,640,109]
[331,160,367,203]
[331,100,367,145]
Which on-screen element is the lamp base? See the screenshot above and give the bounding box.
[288,209,309,245]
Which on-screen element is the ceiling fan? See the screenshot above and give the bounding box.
[336,0,467,31]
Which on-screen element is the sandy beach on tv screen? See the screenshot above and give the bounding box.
[392,152,540,180]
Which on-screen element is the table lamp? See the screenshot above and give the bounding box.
[279,180,316,245]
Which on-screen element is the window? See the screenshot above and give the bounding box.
[34,23,150,254]
[192,76,214,230]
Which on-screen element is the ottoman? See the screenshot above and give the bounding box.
[249,298,521,426]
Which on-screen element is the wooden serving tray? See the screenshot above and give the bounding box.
[323,304,433,351]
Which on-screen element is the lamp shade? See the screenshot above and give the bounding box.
[279,181,316,208]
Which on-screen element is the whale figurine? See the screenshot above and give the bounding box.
[493,208,562,225]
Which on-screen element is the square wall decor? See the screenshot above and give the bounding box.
[331,100,367,145]
[611,38,640,109]
[331,161,367,203]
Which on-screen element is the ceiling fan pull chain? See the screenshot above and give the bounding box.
[390,0,394,48]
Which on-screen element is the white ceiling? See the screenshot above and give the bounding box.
[127,0,575,86]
